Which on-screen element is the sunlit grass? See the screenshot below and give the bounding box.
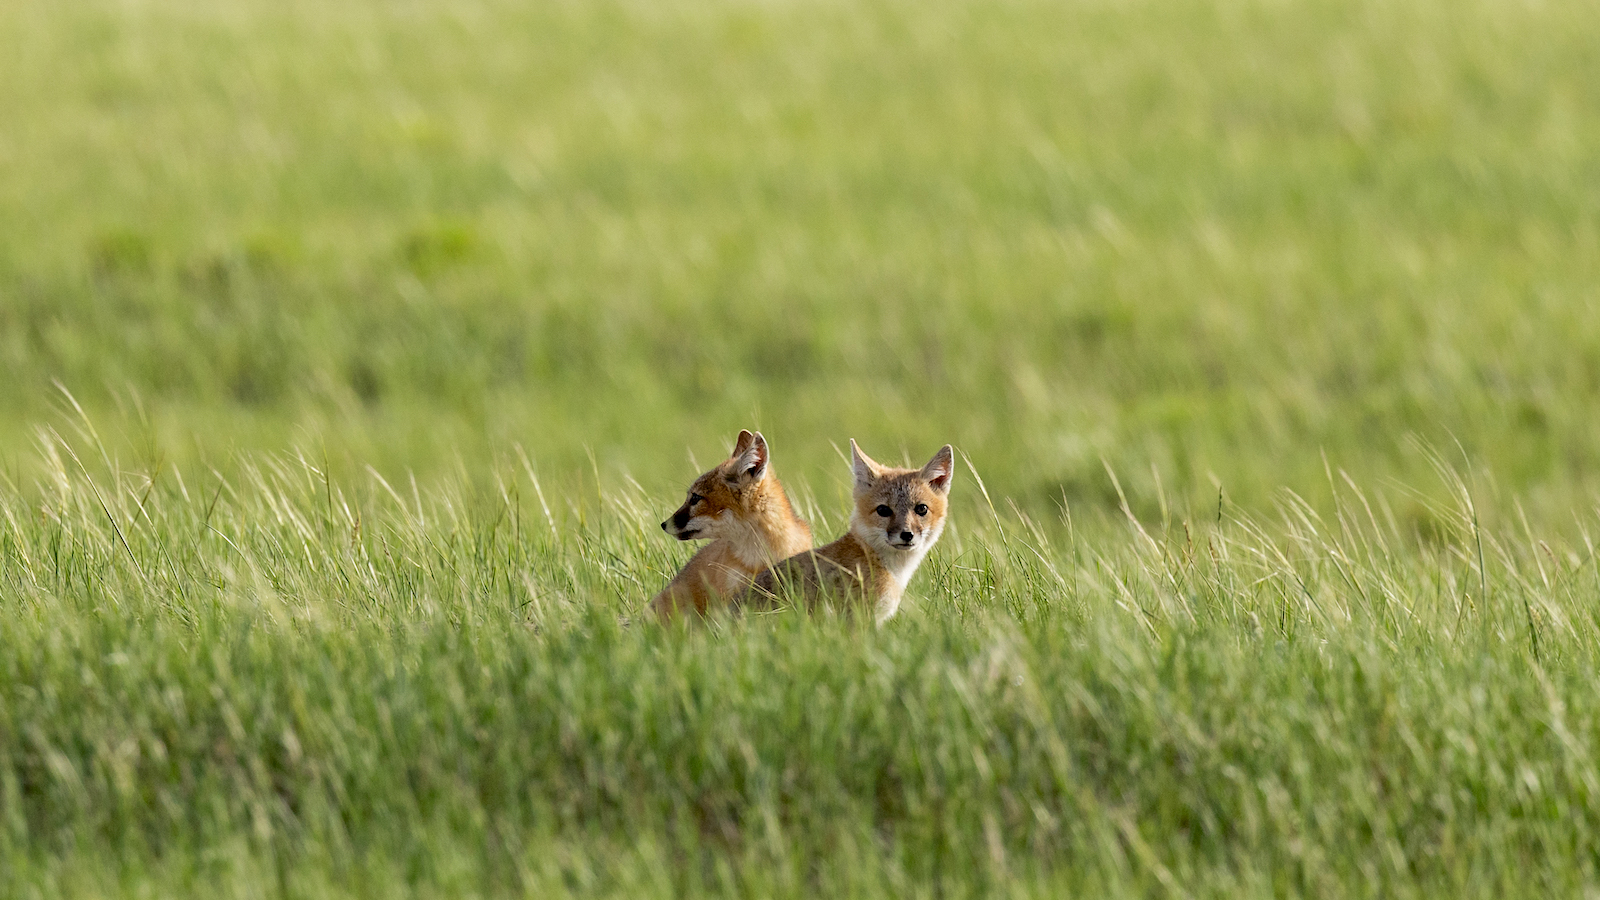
[4,424,1600,896]
[4,0,1600,894]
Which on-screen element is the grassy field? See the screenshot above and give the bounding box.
[3,0,1600,895]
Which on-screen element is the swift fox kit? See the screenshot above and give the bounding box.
[649,430,813,620]
[741,440,953,623]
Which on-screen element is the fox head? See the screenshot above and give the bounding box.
[661,430,773,541]
[848,440,955,558]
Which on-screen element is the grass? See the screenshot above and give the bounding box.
[3,0,1598,511]
[5,429,1600,897]
[3,0,1600,895]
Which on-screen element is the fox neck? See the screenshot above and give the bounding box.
[726,477,809,569]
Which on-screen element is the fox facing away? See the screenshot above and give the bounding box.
[739,440,954,624]
[649,430,813,620]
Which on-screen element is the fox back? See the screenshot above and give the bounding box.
[743,440,953,623]
[650,430,812,620]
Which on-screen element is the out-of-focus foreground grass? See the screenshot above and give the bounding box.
[4,0,1600,896]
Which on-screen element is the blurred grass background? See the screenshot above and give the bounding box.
[5,0,1600,896]
[2,0,1597,518]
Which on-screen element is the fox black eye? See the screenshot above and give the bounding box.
[876,505,893,518]
[914,503,929,516]
[689,493,704,506]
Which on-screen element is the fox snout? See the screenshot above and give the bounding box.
[888,528,916,548]
[662,506,698,540]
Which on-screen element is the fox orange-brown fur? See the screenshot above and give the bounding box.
[739,440,953,623]
[649,430,813,620]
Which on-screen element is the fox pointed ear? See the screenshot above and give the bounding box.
[921,445,955,495]
[732,429,756,455]
[730,431,769,484]
[850,439,882,493]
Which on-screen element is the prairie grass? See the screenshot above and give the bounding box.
[2,0,1598,512]
[3,0,1600,895]
[5,426,1600,897]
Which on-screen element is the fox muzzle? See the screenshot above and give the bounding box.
[662,506,700,540]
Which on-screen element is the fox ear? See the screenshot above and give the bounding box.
[921,445,955,495]
[732,429,756,455]
[850,439,882,493]
[730,431,769,484]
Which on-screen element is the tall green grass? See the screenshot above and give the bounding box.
[4,426,1600,897]
[4,0,1600,895]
